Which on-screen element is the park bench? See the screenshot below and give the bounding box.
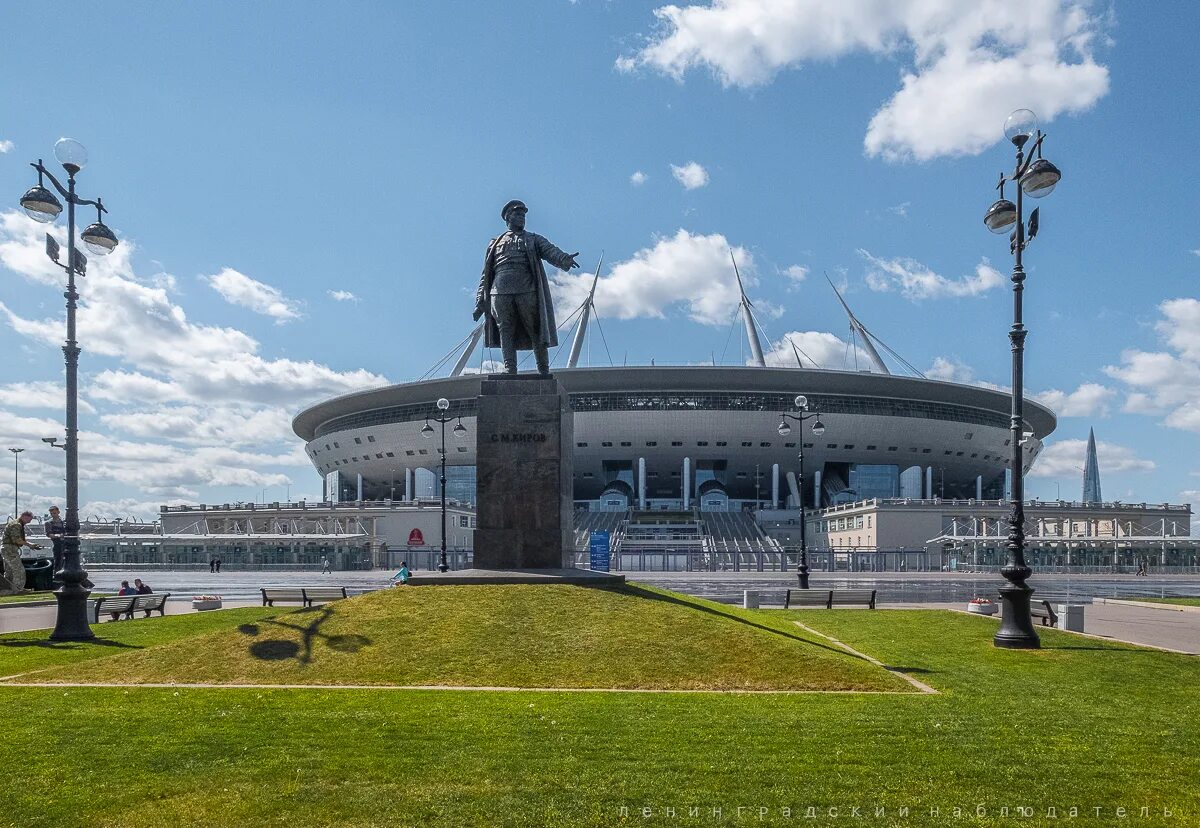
[94,593,172,623]
[784,588,877,609]
[1029,599,1058,627]
[261,586,349,607]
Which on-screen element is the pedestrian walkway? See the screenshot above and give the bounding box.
[0,599,261,635]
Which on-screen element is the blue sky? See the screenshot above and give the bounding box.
[2,1,1198,519]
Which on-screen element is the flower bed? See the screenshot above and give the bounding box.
[191,595,223,611]
[967,598,997,615]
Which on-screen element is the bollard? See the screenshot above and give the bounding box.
[743,590,760,609]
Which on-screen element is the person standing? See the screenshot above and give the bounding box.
[321,557,331,574]
[46,506,65,584]
[215,558,222,573]
[1,511,43,593]
[209,558,216,574]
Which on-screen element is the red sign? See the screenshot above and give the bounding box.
[407,528,425,546]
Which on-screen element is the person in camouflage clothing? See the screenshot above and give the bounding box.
[1,511,42,593]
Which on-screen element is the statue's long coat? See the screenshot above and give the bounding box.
[475,232,570,349]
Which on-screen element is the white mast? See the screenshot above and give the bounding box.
[567,254,603,369]
[828,275,890,375]
[450,324,484,376]
[732,250,766,367]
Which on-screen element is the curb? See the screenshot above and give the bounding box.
[1094,597,1200,614]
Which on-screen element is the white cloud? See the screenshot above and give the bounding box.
[782,265,808,283]
[1104,299,1200,433]
[461,359,506,375]
[762,331,863,370]
[630,170,648,186]
[1030,439,1155,478]
[327,289,358,302]
[670,161,709,189]
[1035,383,1115,417]
[860,250,1004,300]
[887,202,911,218]
[205,267,302,323]
[0,381,96,414]
[552,229,752,326]
[0,140,13,153]
[620,0,1109,161]
[927,357,978,385]
[0,209,387,516]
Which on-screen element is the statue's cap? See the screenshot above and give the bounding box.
[501,199,527,221]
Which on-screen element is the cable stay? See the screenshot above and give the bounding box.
[419,325,484,381]
[731,249,766,367]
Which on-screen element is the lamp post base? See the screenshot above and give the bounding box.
[797,559,811,590]
[49,583,95,641]
[993,583,1041,649]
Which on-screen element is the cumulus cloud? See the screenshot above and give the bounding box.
[887,202,911,218]
[0,381,96,414]
[927,357,979,385]
[0,140,13,153]
[619,0,1109,161]
[782,265,808,284]
[1035,383,1115,417]
[762,331,865,370]
[0,209,387,515]
[551,229,752,326]
[630,170,648,186]
[327,289,358,302]
[1029,438,1155,478]
[1104,298,1200,434]
[860,250,1004,300]
[670,161,709,189]
[205,267,302,322]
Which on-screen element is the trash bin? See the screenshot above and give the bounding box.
[22,558,54,591]
[743,590,760,609]
[1056,604,1085,632]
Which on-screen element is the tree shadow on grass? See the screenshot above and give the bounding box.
[238,605,371,666]
[0,638,139,651]
[617,585,874,663]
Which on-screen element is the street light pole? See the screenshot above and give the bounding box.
[422,397,466,573]
[777,395,826,589]
[8,448,22,518]
[19,139,118,641]
[983,109,1062,650]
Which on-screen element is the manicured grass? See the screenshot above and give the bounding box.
[0,599,1196,826]
[0,590,111,605]
[1130,596,1200,606]
[19,584,904,691]
[0,591,57,605]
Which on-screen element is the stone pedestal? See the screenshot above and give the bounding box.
[474,375,573,569]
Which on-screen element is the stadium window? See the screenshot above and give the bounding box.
[956,451,964,456]
[645,441,657,446]
[576,442,588,447]
[385,452,395,457]
[922,448,932,453]
[970,453,977,458]
[376,453,383,459]
[697,441,708,446]
[405,450,415,456]
[354,437,362,444]
[826,444,837,449]
[620,441,632,447]
[325,444,330,450]
[367,436,375,442]
[736,472,747,477]
[784,442,796,448]
[456,446,468,452]
[582,472,594,478]
[715,441,727,446]
[965,432,974,440]
[866,445,876,450]
[843,445,854,449]
[418,449,429,455]
[887,446,898,452]
[759,442,771,448]
[741,441,752,447]
[803,443,813,449]
[601,441,613,447]
[671,441,682,446]
[670,471,680,476]
[333,442,340,448]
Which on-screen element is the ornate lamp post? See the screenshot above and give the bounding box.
[777,395,826,589]
[18,138,118,641]
[7,448,22,518]
[421,397,466,572]
[982,109,1062,649]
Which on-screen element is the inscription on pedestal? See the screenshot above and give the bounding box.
[474,376,573,569]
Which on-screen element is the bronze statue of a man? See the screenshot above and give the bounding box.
[473,200,578,375]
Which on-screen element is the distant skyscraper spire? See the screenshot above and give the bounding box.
[1082,427,1102,504]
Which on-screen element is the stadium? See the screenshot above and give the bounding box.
[293,280,1057,519]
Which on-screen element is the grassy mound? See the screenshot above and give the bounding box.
[19,583,905,691]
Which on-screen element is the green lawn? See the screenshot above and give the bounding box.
[1130,596,1200,607]
[0,590,111,605]
[0,590,1196,827]
[13,584,902,691]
